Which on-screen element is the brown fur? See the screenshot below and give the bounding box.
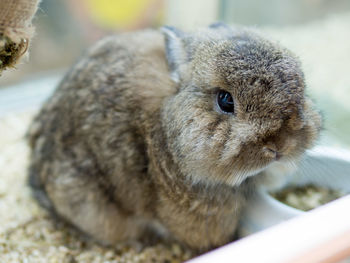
[27,25,321,252]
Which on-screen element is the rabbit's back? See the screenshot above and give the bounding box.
[28,30,174,222]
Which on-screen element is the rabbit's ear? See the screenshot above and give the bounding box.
[161,26,187,83]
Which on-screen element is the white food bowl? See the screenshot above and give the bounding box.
[238,146,350,237]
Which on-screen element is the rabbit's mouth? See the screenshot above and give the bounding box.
[228,155,300,187]
[231,166,269,186]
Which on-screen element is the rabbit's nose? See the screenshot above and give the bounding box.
[263,144,282,160]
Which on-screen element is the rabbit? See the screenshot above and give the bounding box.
[27,23,322,252]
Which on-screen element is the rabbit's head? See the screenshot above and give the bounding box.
[160,24,322,186]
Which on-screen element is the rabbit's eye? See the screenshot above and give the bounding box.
[217,90,234,114]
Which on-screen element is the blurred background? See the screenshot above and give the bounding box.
[0,0,349,148]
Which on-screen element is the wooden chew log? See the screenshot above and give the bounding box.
[0,0,40,73]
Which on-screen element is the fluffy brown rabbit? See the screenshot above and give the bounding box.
[28,23,322,252]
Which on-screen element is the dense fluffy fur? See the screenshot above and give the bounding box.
[28,25,321,252]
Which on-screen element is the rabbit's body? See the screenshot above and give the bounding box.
[28,26,321,251]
